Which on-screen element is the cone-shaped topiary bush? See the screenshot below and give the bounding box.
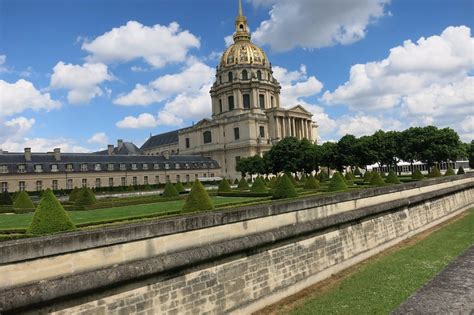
[345,172,356,181]
[354,168,362,177]
[287,173,298,186]
[234,178,239,185]
[250,176,267,193]
[457,166,465,175]
[304,175,320,190]
[363,171,372,183]
[162,182,179,198]
[385,170,401,184]
[317,171,329,182]
[294,174,300,183]
[370,172,385,186]
[444,167,455,176]
[268,176,277,188]
[182,180,213,213]
[175,181,185,193]
[0,191,13,206]
[218,178,232,193]
[74,187,96,210]
[300,174,307,183]
[238,177,250,190]
[28,189,76,235]
[272,174,298,199]
[13,191,35,209]
[428,166,441,178]
[68,187,81,202]
[412,169,424,180]
[328,172,348,192]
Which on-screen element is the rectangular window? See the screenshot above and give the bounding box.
[243,94,250,109]
[144,176,148,185]
[165,163,170,170]
[121,177,126,186]
[142,163,148,170]
[154,163,159,170]
[155,175,160,184]
[228,95,234,110]
[120,164,126,170]
[80,164,88,171]
[1,182,7,192]
[51,164,58,172]
[211,173,215,177]
[259,126,265,138]
[95,163,101,171]
[166,175,170,182]
[0,165,7,173]
[236,156,241,166]
[67,179,73,190]
[131,164,137,170]
[36,180,43,191]
[271,96,274,107]
[109,178,114,187]
[259,94,265,109]
[176,174,180,182]
[66,164,74,171]
[108,163,114,171]
[175,163,180,169]
[185,138,190,148]
[234,127,240,140]
[96,178,101,188]
[203,131,212,144]
[18,164,26,173]
[132,176,137,186]
[186,174,190,182]
[19,181,26,191]
[34,164,43,172]
[52,180,58,191]
[195,174,199,179]
[219,99,223,113]
[82,179,87,187]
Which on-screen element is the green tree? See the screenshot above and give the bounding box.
[266,137,303,173]
[428,165,442,178]
[298,138,319,173]
[182,180,214,213]
[320,141,341,173]
[0,191,13,206]
[337,134,359,170]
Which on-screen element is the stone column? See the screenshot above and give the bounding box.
[252,88,258,109]
[292,118,296,137]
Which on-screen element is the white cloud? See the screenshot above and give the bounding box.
[252,0,389,52]
[224,35,234,47]
[0,79,60,117]
[82,21,200,68]
[50,62,112,104]
[87,132,109,145]
[0,117,35,144]
[335,114,402,137]
[116,113,160,129]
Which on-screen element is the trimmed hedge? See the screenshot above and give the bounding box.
[217,191,272,198]
[385,171,401,184]
[370,172,385,186]
[250,177,267,193]
[345,172,356,180]
[0,191,13,206]
[328,172,348,192]
[218,178,232,193]
[13,191,35,209]
[445,167,455,176]
[412,169,424,180]
[0,205,14,214]
[182,180,214,213]
[68,188,81,202]
[318,171,329,182]
[162,182,179,198]
[304,175,320,190]
[175,182,185,193]
[272,174,298,199]
[428,166,441,178]
[237,177,250,190]
[27,189,76,235]
[457,166,465,175]
[363,171,372,183]
[74,187,97,210]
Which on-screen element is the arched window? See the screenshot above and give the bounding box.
[242,70,248,80]
[257,70,262,80]
[203,131,212,144]
[228,72,233,82]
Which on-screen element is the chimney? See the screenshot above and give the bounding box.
[53,148,61,161]
[24,148,32,161]
[108,144,114,155]
[117,139,124,149]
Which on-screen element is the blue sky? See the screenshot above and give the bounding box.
[0,0,473,152]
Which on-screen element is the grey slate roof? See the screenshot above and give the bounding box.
[140,130,180,150]
[95,142,143,155]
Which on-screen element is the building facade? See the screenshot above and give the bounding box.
[141,1,318,179]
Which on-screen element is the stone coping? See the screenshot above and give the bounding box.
[0,173,472,265]
[0,182,472,312]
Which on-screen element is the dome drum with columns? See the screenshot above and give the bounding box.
[141,0,318,179]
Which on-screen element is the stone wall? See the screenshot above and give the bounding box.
[0,174,473,314]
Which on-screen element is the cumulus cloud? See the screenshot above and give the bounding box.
[116,113,160,129]
[50,62,112,104]
[82,21,200,68]
[0,79,60,117]
[87,132,109,145]
[252,0,389,51]
[335,114,402,137]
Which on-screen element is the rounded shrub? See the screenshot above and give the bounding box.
[428,166,441,178]
[250,177,267,193]
[412,169,424,180]
[13,191,35,209]
[175,181,185,193]
[457,166,465,175]
[237,177,249,190]
[272,174,298,199]
[182,180,214,213]
[363,171,372,183]
[162,182,179,198]
[385,170,401,184]
[328,172,348,192]
[218,178,232,193]
[68,187,81,202]
[28,189,76,235]
[370,172,385,186]
[0,191,13,206]
[304,175,320,190]
[444,167,455,176]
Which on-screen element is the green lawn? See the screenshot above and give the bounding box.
[0,196,257,230]
[284,208,474,315]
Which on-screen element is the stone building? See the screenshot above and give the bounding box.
[141,0,318,179]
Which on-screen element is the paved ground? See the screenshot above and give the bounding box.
[393,245,474,314]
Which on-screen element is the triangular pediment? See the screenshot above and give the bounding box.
[288,104,312,115]
[193,118,212,128]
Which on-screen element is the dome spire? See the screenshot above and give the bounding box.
[234,0,250,42]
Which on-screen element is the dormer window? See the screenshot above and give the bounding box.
[95,163,101,171]
[0,165,7,173]
[66,164,74,171]
[131,163,137,170]
[175,163,180,169]
[165,163,170,170]
[120,163,126,170]
[142,163,148,170]
[51,164,59,172]
[108,163,114,171]
[154,163,160,170]
[80,164,88,171]
[34,164,43,173]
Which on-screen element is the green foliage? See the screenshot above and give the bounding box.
[457,166,465,174]
[13,191,35,209]
[363,171,372,183]
[354,168,362,177]
[412,169,424,180]
[317,171,329,182]
[250,177,267,193]
[345,172,356,180]
[370,172,385,186]
[328,172,348,192]
[217,178,232,193]
[182,180,214,213]
[272,174,298,199]
[237,177,249,190]
[268,177,278,188]
[266,137,304,174]
[127,185,135,192]
[234,178,240,185]
[300,173,307,183]
[74,187,96,210]
[428,165,441,178]
[0,191,13,206]
[162,182,179,198]
[174,181,185,193]
[286,172,298,186]
[304,175,320,190]
[68,187,81,202]
[385,171,401,184]
[444,167,455,176]
[27,189,76,235]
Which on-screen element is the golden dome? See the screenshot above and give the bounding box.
[220,41,268,68]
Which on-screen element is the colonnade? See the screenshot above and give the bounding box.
[275,116,313,140]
